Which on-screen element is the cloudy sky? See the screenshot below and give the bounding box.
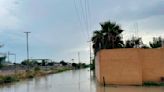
[0,0,164,63]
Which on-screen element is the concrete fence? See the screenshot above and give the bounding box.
[95,48,164,85]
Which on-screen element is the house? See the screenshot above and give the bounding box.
[0,53,7,65]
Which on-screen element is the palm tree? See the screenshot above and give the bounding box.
[100,21,124,49]
[91,21,124,55]
[91,30,104,55]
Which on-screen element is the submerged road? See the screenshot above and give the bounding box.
[0,69,164,92]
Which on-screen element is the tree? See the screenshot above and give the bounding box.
[21,60,29,66]
[100,21,124,49]
[149,37,164,48]
[21,60,39,66]
[60,60,67,66]
[91,30,104,55]
[125,36,143,48]
[91,21,124,55]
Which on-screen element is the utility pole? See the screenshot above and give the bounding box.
[161,37,164,48]
[78,52,80,64]
[14,54,16,73]
[71,59,74,63]
[7,51,10,62]
[78,52,80,69]
[7,52,16,73]
[89,41,92,65]
[24,32,31,70]
[87,41,92,67]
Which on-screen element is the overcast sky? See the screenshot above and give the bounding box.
[0,0,164,63]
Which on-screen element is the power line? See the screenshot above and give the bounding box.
[78,0,90,40]
[73,0,88,39]
[84,0,92,38]
[84,0,89,37]
[78,52,80,64]
[73,0,93,64]
[74,0,92,40]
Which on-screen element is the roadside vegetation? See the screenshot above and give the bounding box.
[0,59,89,85]
[0,67,72,84]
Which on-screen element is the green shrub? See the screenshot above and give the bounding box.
[143,82,160,86]
[27,75,34,78]
[34,67,41,71]
[26,70,34,78]
[3,76,18,83]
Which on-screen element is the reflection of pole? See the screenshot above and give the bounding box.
[78,69,80,91]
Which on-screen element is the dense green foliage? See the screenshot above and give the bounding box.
[125,37,143,48]
[60,60,67,66]
[149,37,164,48]
[92,21,124,55]
[0,76,19,84]
[143,82,164,86]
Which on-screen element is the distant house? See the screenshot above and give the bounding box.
[0,53,7,65]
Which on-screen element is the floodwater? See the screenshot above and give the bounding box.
[0,69,164,92]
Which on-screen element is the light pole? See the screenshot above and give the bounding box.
[24,32,31,70]
[7,51,10,62]
[71,59,74,63]
[87,41,92,67]
[8,52,16,73]
[78,52,81,69]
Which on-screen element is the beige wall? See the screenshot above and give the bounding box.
[141,48,164,82]
[95,48,164,85]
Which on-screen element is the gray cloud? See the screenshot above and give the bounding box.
[0,0,164,63]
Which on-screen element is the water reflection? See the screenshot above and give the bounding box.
[0,69,164,92]
[96,84,164,92]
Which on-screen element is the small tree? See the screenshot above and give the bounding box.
[60,60,67,66]
[149,37,164,48]
[125,36,143,48]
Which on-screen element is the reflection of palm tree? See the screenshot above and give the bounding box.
[91,21,124,55]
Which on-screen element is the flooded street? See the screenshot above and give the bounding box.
[0,69,164,92]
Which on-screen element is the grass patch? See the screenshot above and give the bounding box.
[0,67,72,85]
[143,82,164,86]
[55,67,71,73]
[34,67,41,72]
[0,75,19,84]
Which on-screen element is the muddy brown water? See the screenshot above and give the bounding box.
[0,69,164,92]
